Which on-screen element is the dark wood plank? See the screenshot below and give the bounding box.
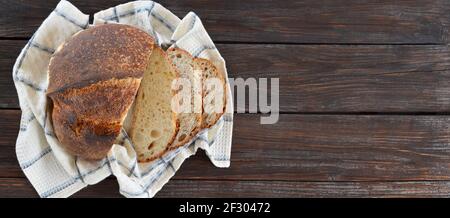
[3,40,450,112]
[223,44,450,112]
[179,113,450,181]
[1,0,449,44]
[0,177,123,198]
[1,178,450,198]
[3,110,450,181]
[0,40,22,108]
[0,110,21,177]
[157,180,450,198]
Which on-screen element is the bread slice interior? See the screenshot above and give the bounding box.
[195,58,227,128]
[167,48,203,150]
[130,47,179,162]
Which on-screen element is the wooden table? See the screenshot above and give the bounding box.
[2,0,450,198]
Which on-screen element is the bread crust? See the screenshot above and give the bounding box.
[195,58,227,129]
[136,50,228,161]
[47,24,155,160]
[47,24,154,95]
[51,78,140,159]
[166,48,203,150]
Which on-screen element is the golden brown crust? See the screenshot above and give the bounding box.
[51,78,141,160]
[48,24,155,160]
[166,47,194,58]
[47,24,154,95]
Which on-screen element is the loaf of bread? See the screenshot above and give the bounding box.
[166,48,203,150]
[47,24,155,160]
[129,47,180,162]
[195,58,227,128]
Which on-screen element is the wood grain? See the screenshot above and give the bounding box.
[157,180,450,198]
[0,40,21,108]
[223,44,450,112]
[3,110,450,182]
[1,0,449,44]
[2,178,450,198]
[3,0,450,198]
[0,110,22,177]
[3,40,450,112]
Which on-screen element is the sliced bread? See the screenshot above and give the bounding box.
[195,58,227,128]
[47,24,155,160]
[130,47,180,162]
[167,48,202,150]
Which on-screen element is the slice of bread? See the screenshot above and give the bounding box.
[195,58,227,128]
[167,48,202,150]
[130,47,180,162]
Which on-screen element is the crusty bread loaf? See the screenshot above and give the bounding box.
[130,47,180,162]
[47,24,155,160]
[167,48,202,150]
[195,58,226,128]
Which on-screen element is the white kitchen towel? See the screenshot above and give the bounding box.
[13,0,233,198]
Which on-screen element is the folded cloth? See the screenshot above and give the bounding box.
[13,0,233,198]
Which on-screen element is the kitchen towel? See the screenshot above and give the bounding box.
[13,0,233,198]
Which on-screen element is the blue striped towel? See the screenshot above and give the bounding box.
[13,0,233,198]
